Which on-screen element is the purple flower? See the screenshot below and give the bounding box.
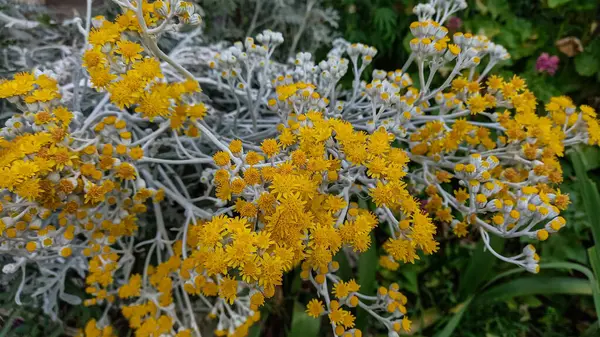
[446,17,462,31]
[536,53,560,76]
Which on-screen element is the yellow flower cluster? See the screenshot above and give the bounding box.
[208,110,427,335]
[0,70,156,256]
[404,57,598,273]
[83,5,206,131]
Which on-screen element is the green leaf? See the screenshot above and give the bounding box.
[333,250,352,281]
[402,31,413,53]
[522,72,562,102]
[435,262,599,336]
[476,277,592,303]
[289,302,320,337]
[589,247,600,281]
[541,233,588,264]
[433,297,474,337]
[575,53,599,76]
[521,295,543,308]
[469,18,502,38]
[458,235,503,299]
[247,319,263,337]
[474,0,488,14]
[569,150,600,262]
[573,0,599,10]
[356,232,377,330]
[510,17,534,42]
[373,7,397,42]
[588,246,600,326]
[486,0,510,19]
[583,320,600,337]
[575,147,600,171]
[547,0,573,8]
[400,268,419,294]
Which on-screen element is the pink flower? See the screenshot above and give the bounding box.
[536,53,559,76]
[446,17,462,32]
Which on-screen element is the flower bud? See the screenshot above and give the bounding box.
[525,262,540,274]
[156,0,169,17]
[175,1,188,15]
[48,171,61,183]
[136,178,146,190]
[2,263,18,274]
[523,244,536,257]
[189,14,202,26]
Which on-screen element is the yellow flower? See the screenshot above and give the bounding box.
[85,182,107,204]
[15,178,41,201]
[52,106,74,125]
[116,41,144,63]
[118,274,142,298]
[240,258,261,283]
[130,147,144,160]
[187,104,207,120]
[229,140,243,153]
[107,72,144,108]
[397,316,410,332]
[83,48,106,69]
[115,163,137,180]
[245,151,264,165]
[305,299,324,318]
[384,237,419,264]
[24,88,60,103]
[333,281,351,299]
[218,276,238,304]
[49,146,77,170]
[135,88,172,120]
[10,160,39,181]
[88,27,119,46]
[453,222,468,237]
[261,139,280,158]
[451,77,468,91]
[133,57,163,79]
[88,66,116,89]
[213,151,231,166]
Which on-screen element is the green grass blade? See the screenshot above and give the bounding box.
[543,261,600,321]
[476,277,592,303]
[588,247,600,327]
[356,232,378,330]
[432,297,474,337]
[589,247,600,279]
[570,149,600,324]
[288,302,320,337]
[458,235,504,299]
[540,262,596,280]
[569,149,600,264]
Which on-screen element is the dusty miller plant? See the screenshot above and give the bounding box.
[0,0,599,336]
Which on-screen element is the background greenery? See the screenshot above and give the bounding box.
[2,0,600,336]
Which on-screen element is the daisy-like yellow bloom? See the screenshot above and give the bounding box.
[306,299,325,318]
[115,40,144,64]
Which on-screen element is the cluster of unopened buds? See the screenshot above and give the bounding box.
[1,0,599,336]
